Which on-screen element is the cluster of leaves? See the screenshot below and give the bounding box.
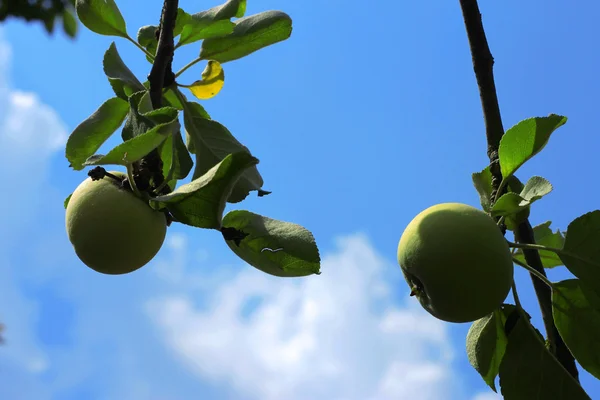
[64,0,321,278]
[0,0,77,37]
[469,115,600,398]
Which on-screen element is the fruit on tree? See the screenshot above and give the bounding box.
[65,171,167,275]
[397,202,514,323]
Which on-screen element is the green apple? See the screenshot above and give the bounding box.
[66,171,167,275]
[397,202,514,323]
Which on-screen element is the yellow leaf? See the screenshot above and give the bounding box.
[188,61,225,100]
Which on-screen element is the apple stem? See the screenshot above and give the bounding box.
[88,167,123,184]
[104,172,123,183]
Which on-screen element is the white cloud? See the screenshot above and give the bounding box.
[0,28,66,400]
[0,28,499,400]
[0,90,67,156]
[147,233,458,400]
[0,29,67,162]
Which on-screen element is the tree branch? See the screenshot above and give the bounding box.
[459,0,504,197]
[515,221,579,380]
[458,0,579,381]
[148,0,178,108]
[136,0,179,195]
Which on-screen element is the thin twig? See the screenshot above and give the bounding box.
[458,0,579,381]
[511,257,554,289]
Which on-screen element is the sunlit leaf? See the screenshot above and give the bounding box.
[173,8,193,36]
[520,176,553,202]
[64,194,72,209]
[188,61,225,100]
[75,0,127,37]
[200,11,292,63]
[472,166,493,212]
[491,192,529,218]
[498,115,567,181]
[177,0,245,47]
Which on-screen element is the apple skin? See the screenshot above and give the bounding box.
[65,171,167,275]
[397,202,514,323]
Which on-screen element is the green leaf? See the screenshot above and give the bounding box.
[177,0,246,47]
[472,168,526,213]
[206,0,246,19]
[66,97,129,170]
[151,152,257,229]
[180,20,235,47]
[42,14,56,34]
[121,91,154,141]
[499,315,590,400]
[472,166,493,212]
[200,11,292,63]
[491,176,552,230]
[84,107,179,167]
[222,210,321,277]
[64,194,72,209]
[506,175,525,194]
[121,90,168,141]
[182,100,262,202]
[493,176,553,216]
[174,8,193,37]
[552,279,600,381]
[513,221,565,268]
[498,114,567,181]
[158,130,193,184]
[137,25,158,62]
[560,211,600,292]
[466,305,516,392]
[521,176,553,202]
[137,91,154,114]
[491,192,529,218]
[183,101,210,148]
[181,98,210,154]
[75,0,127,37]
[163,87,187,110]
[136,8,191,62]
[62,8,78,38]
[103,42,145,100]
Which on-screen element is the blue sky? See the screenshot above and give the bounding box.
[1,0,599,399]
